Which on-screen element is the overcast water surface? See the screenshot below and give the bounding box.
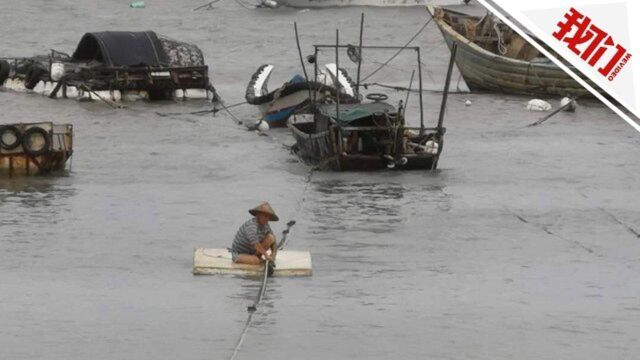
[1,1,640,359]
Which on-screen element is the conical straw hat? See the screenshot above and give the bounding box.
[248,202,279,221]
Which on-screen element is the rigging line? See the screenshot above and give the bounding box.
[193,0,222,11]
[360,18,433,82]
[219,99,246,125]
[361,82,467,94]
[233,0,255,9]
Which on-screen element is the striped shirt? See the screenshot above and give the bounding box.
[231,218,273,255]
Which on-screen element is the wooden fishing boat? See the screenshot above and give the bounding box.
[0,122,73,176]
[288,40,456,171]
[289,99,443,170]
[428,6,596,97]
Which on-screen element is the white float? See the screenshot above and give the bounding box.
[193,248,312,276]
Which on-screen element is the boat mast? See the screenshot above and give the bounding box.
[335,29,343,168]
[294,22,313,104]
[437,43,458,133]
[335,29,341,124]
[313,46,318,104]
[417,47,425,135]
[355,13,364,99]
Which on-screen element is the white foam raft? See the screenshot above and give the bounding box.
[193,248,312,276]
[1,78,214,101]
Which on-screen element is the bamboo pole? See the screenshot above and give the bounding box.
[355,13,365,98]
[294,22,313,103]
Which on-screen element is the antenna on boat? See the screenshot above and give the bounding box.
[294,22,313,106]
[355,13,365,99]
[417,47,425,135]
[335,29,343,168]
[335,29,341,124]
[437,43,458,134]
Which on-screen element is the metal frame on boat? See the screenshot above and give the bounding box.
[288,37,458,171]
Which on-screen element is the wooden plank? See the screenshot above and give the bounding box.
[192,248,312,277]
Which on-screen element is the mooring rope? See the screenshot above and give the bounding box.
[155,101,247,117]
[227,165,314,360]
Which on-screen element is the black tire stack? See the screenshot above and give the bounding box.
[0,125,51,156]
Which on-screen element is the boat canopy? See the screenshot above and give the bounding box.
[319,102,396,124]
[72,31,169,67]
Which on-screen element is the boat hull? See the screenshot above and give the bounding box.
[429,6,595,97]
[289,121,439,171]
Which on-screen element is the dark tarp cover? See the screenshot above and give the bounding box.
[72,31,169,67]
[318,102,397,125]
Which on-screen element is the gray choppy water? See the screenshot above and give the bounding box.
[2,1,640,359]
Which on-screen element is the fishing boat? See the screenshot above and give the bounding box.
[0,31,216,102]
[288,40,458,171]
[428,6,595,97]
[0,122,73,176]
[245,63,358,127]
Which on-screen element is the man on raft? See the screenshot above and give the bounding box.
[231,202,278,265]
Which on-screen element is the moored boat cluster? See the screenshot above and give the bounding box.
[1,5,585,177]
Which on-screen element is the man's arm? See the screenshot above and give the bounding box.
[253,241,270,260]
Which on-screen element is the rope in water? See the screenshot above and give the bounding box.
[228,268,268,360]
[228,219,300,360]
[360,17,433,82]
[227,168,314,360]
[193,0,222,10]
[155,101,247,117]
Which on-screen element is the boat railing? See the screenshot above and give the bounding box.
[337,125,442,133]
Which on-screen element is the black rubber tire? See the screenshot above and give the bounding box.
[0,60,10,85]
[366,93,388,102]
[21,127,51,156]
[0,125,22,150]
[24,65,47,90]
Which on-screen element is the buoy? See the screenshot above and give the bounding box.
[33,81,45,93]
[66,86,79,99]
[526,99,552,112]
[50,62,65,81]
[261,0,278,7]
[464,99,472,106]
[560,97,577,112]
[257,120,270,132]
[42,81,53,96]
